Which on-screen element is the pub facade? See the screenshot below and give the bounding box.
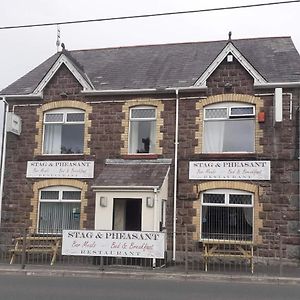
[1,35,300,263]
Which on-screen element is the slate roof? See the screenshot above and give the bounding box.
[2,53,60,95]
[93,161,170,188]
[2,36,300,95]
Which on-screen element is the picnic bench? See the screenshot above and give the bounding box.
[9,235,61,266]
[202,239,254,273]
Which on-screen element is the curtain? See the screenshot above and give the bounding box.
[129,121,138,153]
[202,206,208,223]
[243,207,253,226]
[203,121,225,152]
[39,202,80,234]
[39,202,62,233]
[44,124,62,154]
[149,120,156,153]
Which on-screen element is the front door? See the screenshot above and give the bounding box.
[113,198,142,231]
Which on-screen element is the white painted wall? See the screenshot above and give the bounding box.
[94,187,167,232]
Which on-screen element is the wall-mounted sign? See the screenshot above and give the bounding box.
[26,161,94,178]
[189,160,271,180]
[62,230,165,259]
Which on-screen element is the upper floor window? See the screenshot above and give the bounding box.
[38,186,81,234]
[43,108,85,155]
[203,102,255,153]
[129,106,156,154]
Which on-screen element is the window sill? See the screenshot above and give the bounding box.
[34,154,89,160]
[122,154,159,160]
[197,153,257,159]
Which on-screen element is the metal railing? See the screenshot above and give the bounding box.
[0,226,299,277]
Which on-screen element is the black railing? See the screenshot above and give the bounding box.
[0,226,298,277]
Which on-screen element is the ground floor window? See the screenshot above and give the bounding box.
[201,189,253,241]
[38,186,81,234]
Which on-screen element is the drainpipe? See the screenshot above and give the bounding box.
[298,108,300,234]
[288,93,293,120]
[153,187,158,269]
[172,89,179,262]
[153,187,158,231]
[0,98,8,225]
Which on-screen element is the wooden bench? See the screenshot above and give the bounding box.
[202,240,254,273]
[9,235,61,266]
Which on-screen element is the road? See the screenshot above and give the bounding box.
[0,273,300,300]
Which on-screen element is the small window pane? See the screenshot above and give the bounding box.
[131,108,156,119]
[40,191,59,200]
[230,107,254,116]
[63,191,81,200]
[45,113,64,123]
[229,194,252,205]
[67,113,84,122]
[203,194,225,204]
[205,108,227,119]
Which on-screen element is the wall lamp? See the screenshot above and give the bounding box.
[100,196,107,207]
[146,197,154,208]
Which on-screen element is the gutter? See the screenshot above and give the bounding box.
[91,185,160,192]
[1,93,43,100]
[3,82,300,98]
[254,82,300,89]
[81,86,207,96]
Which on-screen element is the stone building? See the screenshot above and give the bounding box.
[0,36,300,262]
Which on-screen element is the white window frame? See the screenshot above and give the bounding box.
[42,108,85,155]
[229,106,255,118]
[200,189,254,241]
[203,102,255,153]
[201,189,253,207]
[128,106,157,154]
[38,186,81,234]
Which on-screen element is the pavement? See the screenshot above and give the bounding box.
[1,263,300,285]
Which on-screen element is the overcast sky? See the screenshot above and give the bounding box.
[0,0,300,91]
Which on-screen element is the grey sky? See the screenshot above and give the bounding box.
[0,0,300,91]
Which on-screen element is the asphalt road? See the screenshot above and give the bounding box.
[0,273,300,300]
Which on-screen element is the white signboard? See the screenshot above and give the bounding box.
[62,230,165,259]
[189,160,271,180]
[26,161,94,178]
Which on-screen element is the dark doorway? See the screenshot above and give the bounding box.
[113,198,142,231]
